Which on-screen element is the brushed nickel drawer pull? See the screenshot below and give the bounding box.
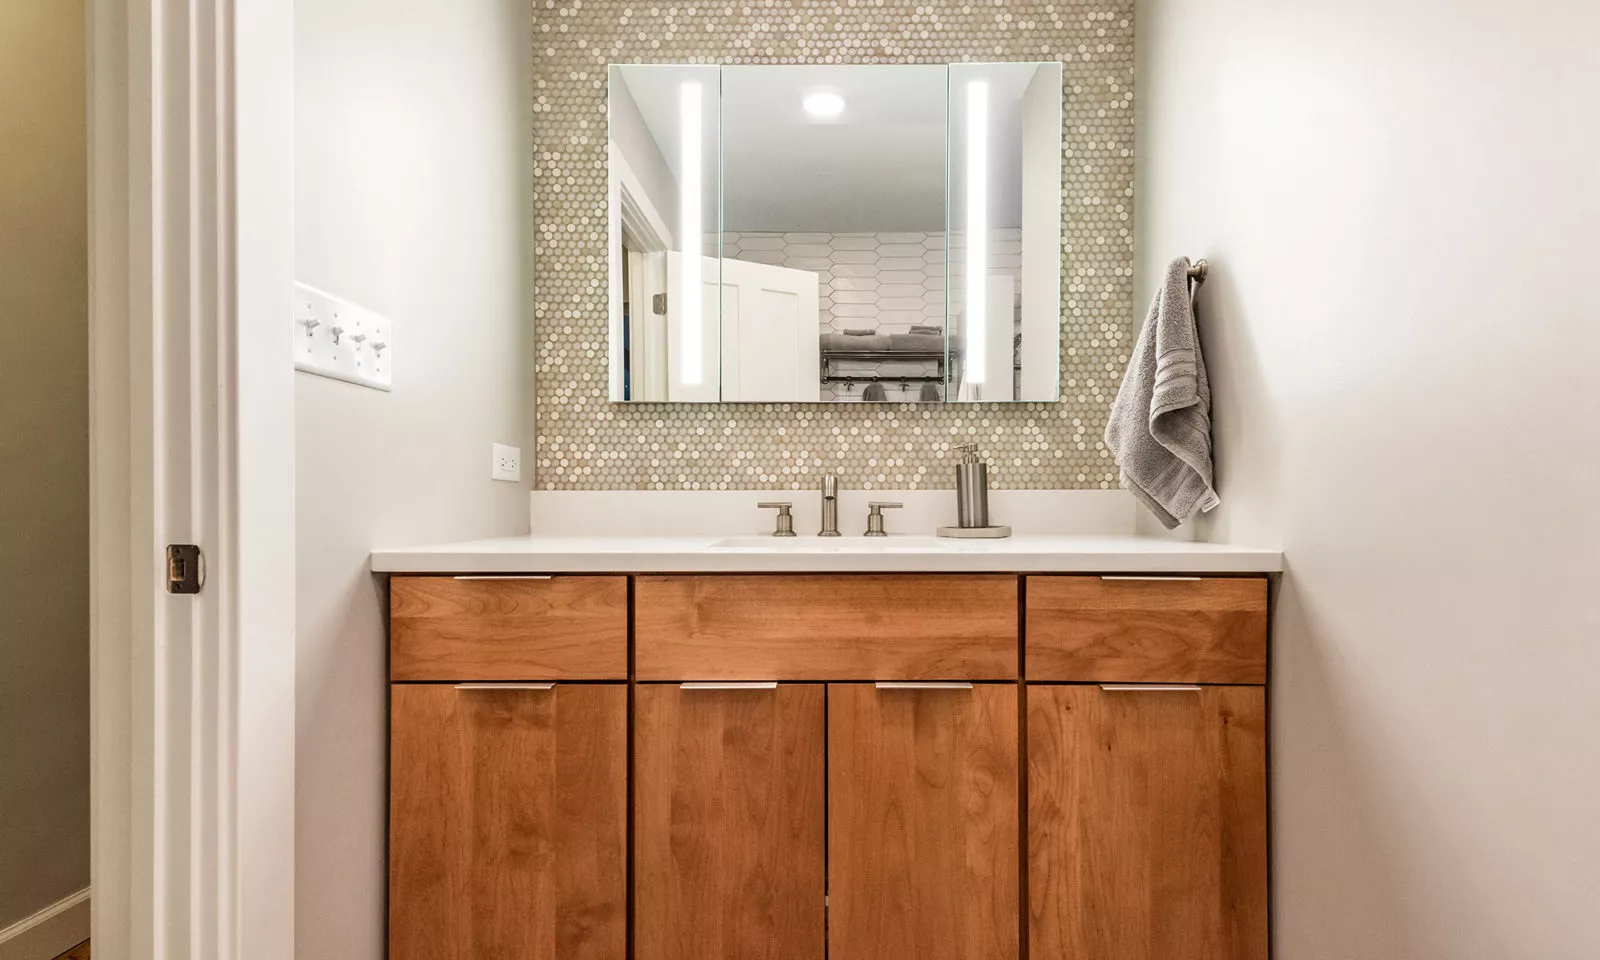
[452,575,554,580]
[680,682,779,690]
[1100,575,1202,582]
[454,682,556,691]
[874,682,975,690]
[1099,684,1203,692]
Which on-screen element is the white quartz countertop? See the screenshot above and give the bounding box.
[369,534,1283,574]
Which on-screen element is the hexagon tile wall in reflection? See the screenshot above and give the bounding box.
[532,1,1136,491]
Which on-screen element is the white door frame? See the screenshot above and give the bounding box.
[88,1,295,958]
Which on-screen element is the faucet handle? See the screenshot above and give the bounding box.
[757,502,797,537]
[863,501,903,537]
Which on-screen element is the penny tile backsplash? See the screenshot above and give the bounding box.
[532,0,1136,490]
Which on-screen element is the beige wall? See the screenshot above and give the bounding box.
[1136,0,1600,955]
[292,0,534,956]
[0,0,91,934]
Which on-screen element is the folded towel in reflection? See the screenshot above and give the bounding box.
[919,383,941,401]
[862,382,889,401]
[821,333,891,352]
[908,325,943,335]
[1105,257,1220,529]
[888,333,954,352]
[844,328,876,335]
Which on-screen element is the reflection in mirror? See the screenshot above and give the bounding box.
[607,63,1062,404]
[607,65,720,401]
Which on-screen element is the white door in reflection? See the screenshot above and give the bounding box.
[718,258,821,402]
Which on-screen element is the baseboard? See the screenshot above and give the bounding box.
[0,889,89,960]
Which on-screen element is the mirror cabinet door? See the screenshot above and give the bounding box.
[949,62,1062,402]
[722,65,948,403]
[609,64,721,402]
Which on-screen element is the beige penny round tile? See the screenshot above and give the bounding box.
[533,1,1136,491]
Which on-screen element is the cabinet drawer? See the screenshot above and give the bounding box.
[635,575,1018,681]
[1025,576,1266,684]
[390,575,628,681]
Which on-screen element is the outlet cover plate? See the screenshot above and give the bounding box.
[293,282,393,390]
[492,443,521,482]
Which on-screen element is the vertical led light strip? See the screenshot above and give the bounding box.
[678,81,703,385]
[964,79,989,386]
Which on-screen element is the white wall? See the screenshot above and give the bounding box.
[294,0,532,956]
[609,73,680,235]
[1136,1,1600,956]
[0,0,90,945]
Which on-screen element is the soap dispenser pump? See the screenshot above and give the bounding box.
[937,443,1012,539]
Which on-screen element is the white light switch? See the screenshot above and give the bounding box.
[491,443,521,482]
[293,282,393,391]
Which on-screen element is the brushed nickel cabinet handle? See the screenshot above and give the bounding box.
[680,682,779,690]
[454,682,556,691]
[1099,575,1202,582]
[452,575,554,580]
[1099,684,1203,692]
[874,682,974,690]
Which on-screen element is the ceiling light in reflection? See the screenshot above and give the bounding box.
[802,89,846,118]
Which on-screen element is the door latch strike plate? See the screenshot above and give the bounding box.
[166,544,205,594]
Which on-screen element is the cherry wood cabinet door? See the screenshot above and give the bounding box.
[827,682,1020,960]
[634,683,827,960]
[1028,684,1268,960]
[390,683,627,960]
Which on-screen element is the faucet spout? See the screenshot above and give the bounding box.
[819,475,841,537]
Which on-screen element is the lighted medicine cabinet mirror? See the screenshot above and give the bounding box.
[607,62,1063,404]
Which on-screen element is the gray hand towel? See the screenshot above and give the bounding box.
[1104,257,1220,528]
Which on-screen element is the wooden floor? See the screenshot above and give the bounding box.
[54,941,89,960]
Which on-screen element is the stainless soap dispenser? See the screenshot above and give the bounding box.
[937,443,1012,539]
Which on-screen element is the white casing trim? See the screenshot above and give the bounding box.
[88,1,295,959]
[0,890,90,960]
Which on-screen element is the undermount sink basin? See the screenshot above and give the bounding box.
[709,535,953,552]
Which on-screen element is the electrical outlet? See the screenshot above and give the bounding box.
[491,443,521,482]
[293,282,393,390]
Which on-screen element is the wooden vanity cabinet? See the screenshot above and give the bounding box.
[387,571,1270,960]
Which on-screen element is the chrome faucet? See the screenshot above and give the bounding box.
[819,475,840,537]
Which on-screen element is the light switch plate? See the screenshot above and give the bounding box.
[491,443,521,482]
[293,282,393,390]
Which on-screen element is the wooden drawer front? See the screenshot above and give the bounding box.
[390,576,628,681]
[1025,576,1267,684]
[635,575,1018,681]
